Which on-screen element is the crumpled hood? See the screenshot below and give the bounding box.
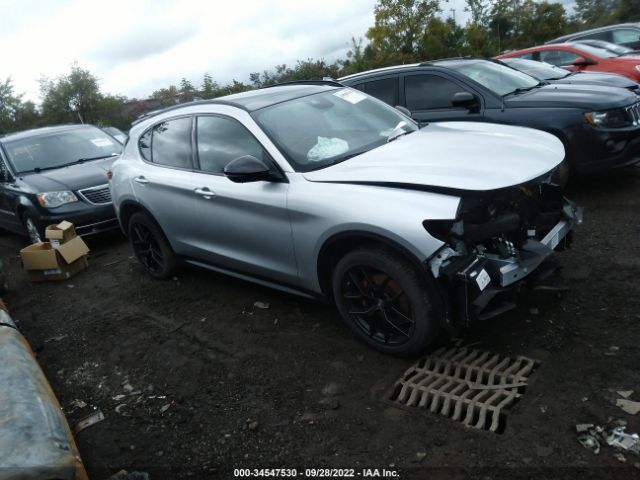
[303,122,564,192]
[16,157,116,193]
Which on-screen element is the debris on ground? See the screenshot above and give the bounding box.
[604,346,620,357]
[247,420,259,431]
[617,390,634,399]
[253,301,270,309]
[616,398,640,415]
[577,433,601,454]
[67,398,87,412]
[74,409,105,434]
[576,422,640,455]
[529,307,540,315]
[614,452,627,463]
[44,333,68,343]
[108,470,150,480]
[607,427,640,453]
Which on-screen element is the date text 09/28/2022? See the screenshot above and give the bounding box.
[233,468,400,478]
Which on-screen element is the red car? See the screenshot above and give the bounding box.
[496,42,640,82]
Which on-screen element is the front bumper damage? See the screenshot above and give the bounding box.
[427,184,583,326]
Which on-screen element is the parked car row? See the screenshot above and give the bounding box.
[5,37,639,354]
[340,58,640,182]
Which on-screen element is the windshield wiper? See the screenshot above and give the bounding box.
[504,83,543,96]
[19,153,118,174]
[386,121,414,143]
[76,153,119,163]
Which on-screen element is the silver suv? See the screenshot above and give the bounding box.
[110,82,582,355]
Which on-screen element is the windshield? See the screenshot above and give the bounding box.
[501,58,570,80]
[4,126,122,174]
[446,61,540,96]
[251,88,418,172]
[575,40,634,56]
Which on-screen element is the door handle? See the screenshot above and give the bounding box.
[194,187,216,198]
[134,176,149,184]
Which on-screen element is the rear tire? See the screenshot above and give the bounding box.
[331,246,439,356]
[128,212,177,279]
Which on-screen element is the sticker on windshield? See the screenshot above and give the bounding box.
[91,138,114,147]
[333,89,366,104]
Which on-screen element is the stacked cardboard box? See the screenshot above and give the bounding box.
[19,221,89,282]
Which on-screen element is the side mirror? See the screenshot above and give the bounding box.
[395,105,412,117]
[572,56,597,67]
[224,155,281,183]
[451,91,478,109]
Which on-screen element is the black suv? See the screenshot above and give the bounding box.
[0,124,122,243]
[340,58,640,181]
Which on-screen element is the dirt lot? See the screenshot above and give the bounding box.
[2,169,640,480]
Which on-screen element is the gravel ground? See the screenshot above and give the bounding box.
[1,168,640,480]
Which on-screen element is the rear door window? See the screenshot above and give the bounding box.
[404,74,463,110]
[358,78,399,106]
[147,117,193,169]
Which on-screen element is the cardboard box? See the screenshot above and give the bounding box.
[45,221,77,244]
[20,222,90,282]
[25,256,88,282]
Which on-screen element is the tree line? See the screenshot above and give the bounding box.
[1,0,638,134]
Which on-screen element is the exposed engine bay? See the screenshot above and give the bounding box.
[426,180,583,326]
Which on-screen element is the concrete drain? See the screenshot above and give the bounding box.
[390,346,538,433]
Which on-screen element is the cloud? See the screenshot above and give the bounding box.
[1,0,376,102]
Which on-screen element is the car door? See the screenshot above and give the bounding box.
[189,114,297,285]
[0,150,21,232]
[132,116,202,256]
[400,72,484,126]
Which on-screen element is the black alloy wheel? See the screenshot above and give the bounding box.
[332,246,438,356]
[341,265,415,346]
[128,212,177,279]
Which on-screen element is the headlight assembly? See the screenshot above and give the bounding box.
[584,108,632,128]
[36,191,78,208]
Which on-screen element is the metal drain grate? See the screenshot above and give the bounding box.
[390,346,537,433]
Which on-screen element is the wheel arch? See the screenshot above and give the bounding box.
[316,230,429,298]
[118,200,157,237]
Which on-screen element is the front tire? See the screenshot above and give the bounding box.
[331,246,439,356]
[128,212,177,279]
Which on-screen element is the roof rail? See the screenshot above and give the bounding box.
[420,55,483,65]
[131,99,222,126]
[260,79,344,89]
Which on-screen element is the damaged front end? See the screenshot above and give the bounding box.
[426,180,583,327]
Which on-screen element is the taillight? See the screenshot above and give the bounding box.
[107,170,113,180]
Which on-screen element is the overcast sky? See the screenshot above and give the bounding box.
[1,0,575,103]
